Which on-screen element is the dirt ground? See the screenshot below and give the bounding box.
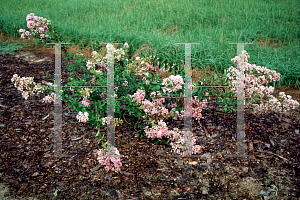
[0,33,300,199]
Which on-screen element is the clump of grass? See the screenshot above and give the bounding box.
[0,40,23,55]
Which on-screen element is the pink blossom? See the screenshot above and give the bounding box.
[81,97,90,107]
[123,42,129,48]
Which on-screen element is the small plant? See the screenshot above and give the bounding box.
[263,174,283,188]
[45,71,54,82]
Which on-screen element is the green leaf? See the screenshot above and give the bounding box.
[198,91,203,101]
[224,91,229,97]
[202,87,208,94]
[214,73,218,80]
[151,80,157,85]
[95,129,100,138]
[205,73,210,80]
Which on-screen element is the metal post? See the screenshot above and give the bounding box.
[46,43,71,157]
[174,43,200,157]
[97,43,123,158]
[106,43,116,151]
[228,42,253,157]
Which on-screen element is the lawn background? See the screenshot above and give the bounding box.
[0,0,299,89]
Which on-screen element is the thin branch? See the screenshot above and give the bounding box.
[256,150,289,162]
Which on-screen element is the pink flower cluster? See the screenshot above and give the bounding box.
[18,13,51,42]
[81,97,90,107]
[42,93,56,103]
[12,74,92,123]
[123,80,128,86]
[128,74,208,156]
[97,146,122,173]
[129,75,208,124]
[226,50,299,113]
[143,120,201,156]
[11,74,44,100]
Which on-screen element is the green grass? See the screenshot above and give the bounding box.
[0,0,299,89]
[0,40,24,55]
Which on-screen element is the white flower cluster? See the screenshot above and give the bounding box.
[76,111,89,123]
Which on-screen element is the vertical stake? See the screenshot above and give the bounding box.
[106,43,115,151]
[98,42,123,158]
[46,43,71,157]
[229,42,253,157]
[174,42,200,158]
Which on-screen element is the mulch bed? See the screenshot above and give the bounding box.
[0,50,299,200]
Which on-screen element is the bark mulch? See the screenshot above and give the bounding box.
[0,48,300,199]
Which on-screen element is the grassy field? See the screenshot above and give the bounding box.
[0,0,299,89]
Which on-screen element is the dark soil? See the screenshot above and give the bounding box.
[0,47,300,200]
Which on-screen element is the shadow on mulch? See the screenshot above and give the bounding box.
[0,50,300,200]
